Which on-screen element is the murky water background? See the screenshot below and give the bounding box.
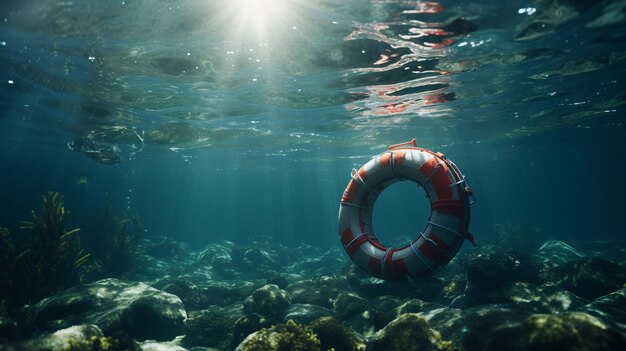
[1,0,625,247]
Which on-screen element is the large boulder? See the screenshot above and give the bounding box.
[183,305,243,349]
[421,306,532,351]
[243,284,291,321]
[231,313,272,348]
[236,320,321,351]
[1,324,138,351]
[29,278,186,341]
[158,279,210,311]
[366,313,455,351]
[464,253,528,288]
[524,312,626,351]
[333,292,368,318]
[308,316,366,351]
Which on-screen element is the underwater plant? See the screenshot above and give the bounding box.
[0,192,90,312]
[0,227,15,306]
[86,199,143,279]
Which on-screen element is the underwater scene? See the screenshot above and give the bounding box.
[1,0,625,350]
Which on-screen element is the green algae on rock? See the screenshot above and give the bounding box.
[366,313,456,351]
[235,320,321,351]
[243,284,291,322]
[308,316,365,351]
[525,312,626,351]
[0,324,139,351]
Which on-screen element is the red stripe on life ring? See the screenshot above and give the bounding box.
[419,158,453,199]
[340,228,355,247]
[379,150,408,168]
[395,150,407,165]
[389,257,407,280]
[341,180,359,204]
[380,152,392,167]
[383,249,408,280]
[346,235,370,256]
[431,199,464,217]
[418,233,454,266]
[357,167,368,180]
[369,257,382,277]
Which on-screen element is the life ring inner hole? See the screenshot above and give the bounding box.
[372,179,431,248]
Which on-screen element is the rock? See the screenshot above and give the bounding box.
[459,281,587,313]
[243,284,291,321]
[135,238,194,281]
[363,296,403,331]
[235,320,321,351]
[334,292,368,318]
[464,253,524,287]
[30,278,186,341]
[585,288,626,331]
[287,276,349,308]
[2,324,139,351]
[184,306,242,349]
[142,236,191,260]
[549,258,626,299]
[159,279,210,311]
[195,241,233,266]
[541,290,588,313]
[231,313,272,348]
[243,248,280,269]
[140,340,188,351]
[393,299,442,316]
[455,281,548,309]
[422,306,531,351]
[355,277,447,302]
[263,270,289,289]
[525,312,626,351]
[194,242,236,279]
[535,240,584,267]
[287,246,349,276]
[366,313,455,351]
[338,295,403,336]
[231,243,283,272]
[308,316,366,351]
[283,303,335,325]
[202,282,258,306]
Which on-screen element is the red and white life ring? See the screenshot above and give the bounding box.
[338,139,476,281]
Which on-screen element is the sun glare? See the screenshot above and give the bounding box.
[218,0,295,41]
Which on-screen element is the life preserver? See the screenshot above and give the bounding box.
[338,139,476,281]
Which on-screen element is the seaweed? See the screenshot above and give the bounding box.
[0,227,15,308]
[86,199,143,279]
[0,192,90,313]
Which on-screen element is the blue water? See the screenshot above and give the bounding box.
[0,0,625,248]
